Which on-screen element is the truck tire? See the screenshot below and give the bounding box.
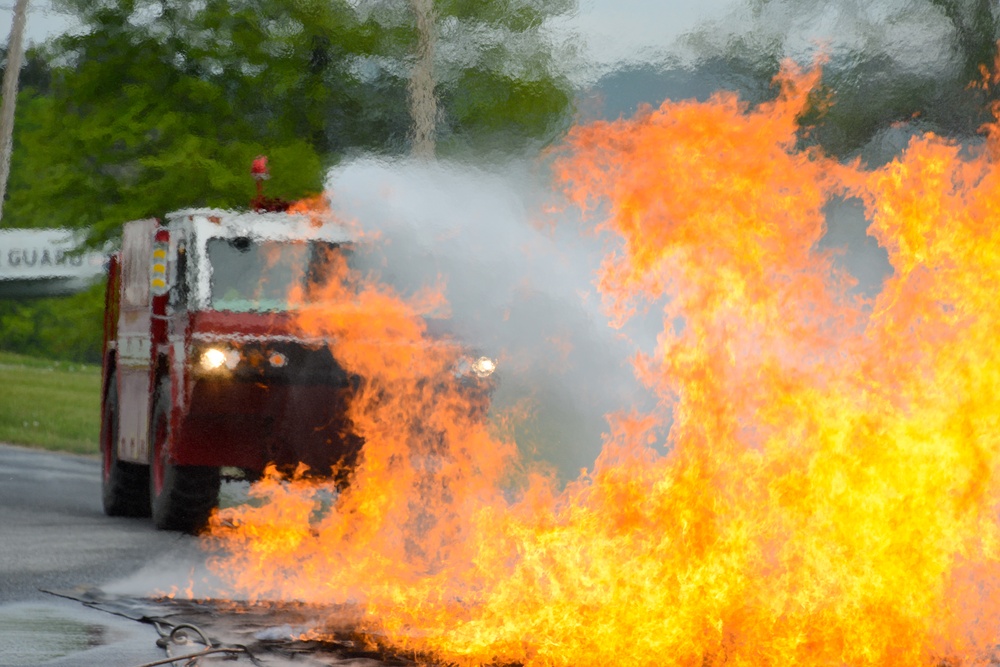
[149,378,220,533]
[101,374,151,517]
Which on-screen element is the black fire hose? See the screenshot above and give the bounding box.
[131,621,263,667]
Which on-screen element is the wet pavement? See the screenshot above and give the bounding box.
[0,599,166,667]
[0,445,411,666]
[0,445,201,666]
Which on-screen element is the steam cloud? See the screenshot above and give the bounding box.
[324,156,657,477]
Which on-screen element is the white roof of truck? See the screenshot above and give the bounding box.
[167,207,356,244]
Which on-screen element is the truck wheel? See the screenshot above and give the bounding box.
[149,379,220,533]
[101,374,151,517]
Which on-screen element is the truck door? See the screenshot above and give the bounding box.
[115,219,158,464]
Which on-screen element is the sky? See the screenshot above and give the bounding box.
[568,0,737,65]
[0,0,740,71]
[0,1,75,45]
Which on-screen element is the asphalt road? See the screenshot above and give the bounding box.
[0,444,213,666]
[0,445,404,667]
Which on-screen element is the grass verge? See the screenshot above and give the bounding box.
[0,350,101,455]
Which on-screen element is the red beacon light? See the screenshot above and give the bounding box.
[249,155,291,213]
[251,155,270,181]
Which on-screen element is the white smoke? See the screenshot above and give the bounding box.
[324,156,657,478]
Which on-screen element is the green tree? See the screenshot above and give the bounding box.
[397,0,578,154]
[2,0,575,242]
[0,282,106,362]
[5,1,342,241]
[927,0,999,84]
[677,0,1000,157]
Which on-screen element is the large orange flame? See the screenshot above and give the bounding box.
[204,60,1000,666]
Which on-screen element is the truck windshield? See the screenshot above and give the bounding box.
[206,237,348,312]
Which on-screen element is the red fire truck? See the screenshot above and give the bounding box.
[99,206,361,532]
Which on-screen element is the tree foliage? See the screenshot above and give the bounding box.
[675,0,1000,158]
[3,0,575,242]
[428,0,576,151]
[0,281,106,362]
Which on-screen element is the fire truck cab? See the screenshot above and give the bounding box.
[100,208,358,532]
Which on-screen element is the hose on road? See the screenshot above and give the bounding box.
[130,620,264,667]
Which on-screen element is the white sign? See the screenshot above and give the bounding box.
[0,229,106,281]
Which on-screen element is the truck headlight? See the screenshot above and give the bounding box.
[454,355,498,379]
[199,347,240,371]
[200,347,227,370]
[470,356,497,378]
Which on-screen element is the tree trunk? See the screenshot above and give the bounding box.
[409,0,437,159]
[0,0,29,223]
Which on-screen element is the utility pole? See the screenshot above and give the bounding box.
[408,0,436,159]
[0,0,29,223]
